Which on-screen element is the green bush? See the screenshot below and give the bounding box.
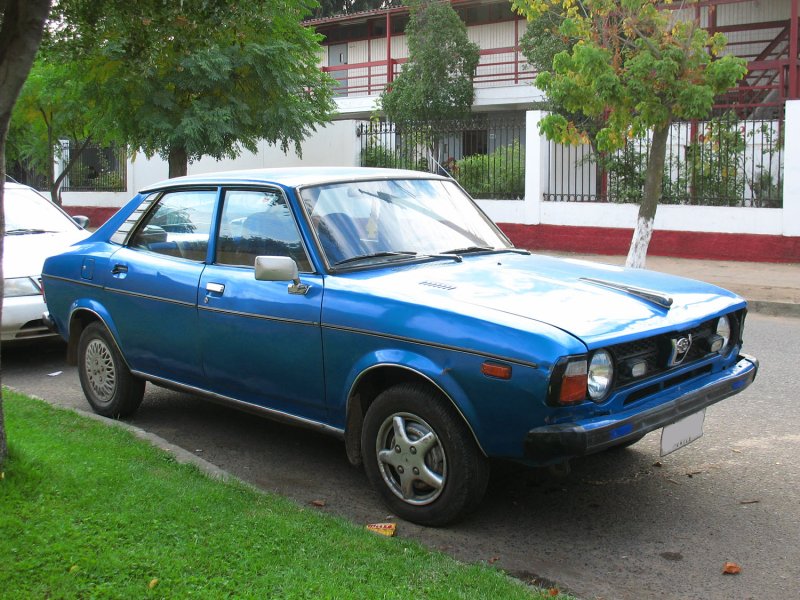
[455,140,525,199]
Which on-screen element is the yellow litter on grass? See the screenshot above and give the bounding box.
[366,522,397,537]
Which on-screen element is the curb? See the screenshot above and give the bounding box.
[15,389,240,484]
[746,300,800,319]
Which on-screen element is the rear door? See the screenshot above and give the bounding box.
[198,187,326,422]
[103,188,217,386]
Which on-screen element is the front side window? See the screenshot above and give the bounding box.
[128,189,216,261]
[215,189,311,272]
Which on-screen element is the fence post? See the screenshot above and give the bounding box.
[523,110,546,224]
[783,100,800,237]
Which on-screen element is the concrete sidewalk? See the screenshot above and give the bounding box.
[545,252,800,318]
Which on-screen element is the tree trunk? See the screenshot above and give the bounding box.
[626,122,671,269]
[0,0,53,473]
[51,136,93,205]
[168,146,188,178]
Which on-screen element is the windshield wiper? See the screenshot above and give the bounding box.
[440,246,494,255]
[333,251,417,267]
[439,246,531,257]
[6,228,52,235]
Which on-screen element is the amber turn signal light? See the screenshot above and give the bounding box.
[481,362,512,380]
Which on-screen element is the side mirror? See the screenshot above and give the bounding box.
[72,215,90,229]
[254,256,310,295]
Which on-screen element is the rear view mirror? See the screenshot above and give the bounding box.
[254,256,310,296]
[72,215,90,228]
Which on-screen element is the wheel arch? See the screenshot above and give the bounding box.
[343,362,486,467]
[66,302,118,366]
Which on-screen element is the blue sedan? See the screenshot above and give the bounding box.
[42,167,758,525]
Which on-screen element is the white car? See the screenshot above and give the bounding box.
[3,182,89,343]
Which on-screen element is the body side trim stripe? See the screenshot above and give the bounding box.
[131,371,345,439]
[42,274,104,290]
[198,304,318,327]
[105,287,196,308]
[323,323,539,369]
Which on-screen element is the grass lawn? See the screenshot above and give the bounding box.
[0,390,571,599]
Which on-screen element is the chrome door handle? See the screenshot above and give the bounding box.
[206,282,225,294]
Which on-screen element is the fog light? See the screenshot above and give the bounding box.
[629,360,647,378]
[706,334,724,353]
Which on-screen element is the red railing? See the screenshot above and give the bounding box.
[322,46,535,97]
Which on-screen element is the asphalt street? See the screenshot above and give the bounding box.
[3,313,798,600]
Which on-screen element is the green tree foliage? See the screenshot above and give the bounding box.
[0,0,53,474]
[380,0,480,124]
[50,0,336,177]
[8,56,98,203]
[512,0,747,267]
[312,0,402,19]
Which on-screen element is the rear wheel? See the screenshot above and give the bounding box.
[362,383,489,526]
[78,322,145,418]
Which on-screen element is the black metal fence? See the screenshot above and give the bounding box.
[61,142,127,192]
[545,115,783,208]
[358,116,526,200]
[5,142,127,193]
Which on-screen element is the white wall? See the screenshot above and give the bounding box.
[61,120,361,209]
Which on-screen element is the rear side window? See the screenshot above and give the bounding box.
[128,190,217,262]
[215,189,311,272]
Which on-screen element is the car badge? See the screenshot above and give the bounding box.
[667,334,693,367]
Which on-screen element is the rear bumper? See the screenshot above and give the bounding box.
[525,354,758,459]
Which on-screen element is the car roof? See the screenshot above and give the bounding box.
[139,167,449,193]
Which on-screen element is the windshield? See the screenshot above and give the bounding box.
[5,187,81,234]
[300,178,511,266]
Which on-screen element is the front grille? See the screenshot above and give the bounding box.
[608,310,742,403]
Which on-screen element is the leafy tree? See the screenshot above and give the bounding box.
[50,0,336,178]
[513,0,747,267]
[8,56,98,204]
[381,0,479,124]
[0,0,53,474]
[312,0,402,19]
[379,0,479,169]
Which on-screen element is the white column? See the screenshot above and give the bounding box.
[523,110,547,225]
[782,100,800,236]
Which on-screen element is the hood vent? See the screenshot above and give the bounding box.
[580,277,673,309]
[419,281,457,291]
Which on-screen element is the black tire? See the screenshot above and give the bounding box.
[77,321,145,418]
[361,383,489,526]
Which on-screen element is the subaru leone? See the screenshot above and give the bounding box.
[42,167,758,525]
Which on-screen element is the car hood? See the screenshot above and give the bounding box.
[3,230,89,279]
[351,253,745,348]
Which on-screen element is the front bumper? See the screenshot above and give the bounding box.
[525,354,758,459]
[0,296,57,342]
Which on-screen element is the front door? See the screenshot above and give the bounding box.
[198,187,326,422]
[328,43,348,96]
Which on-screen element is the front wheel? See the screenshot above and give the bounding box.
[78,321,145,418]
[362,384,489,526]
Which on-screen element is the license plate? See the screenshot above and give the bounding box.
[660,409,706,457]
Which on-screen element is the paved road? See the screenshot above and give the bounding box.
[4,313,798,600]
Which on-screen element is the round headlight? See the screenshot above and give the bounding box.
[588,350,614,402]
[715,314,731,353]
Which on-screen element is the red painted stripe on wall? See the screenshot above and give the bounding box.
[499,223,800,264]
